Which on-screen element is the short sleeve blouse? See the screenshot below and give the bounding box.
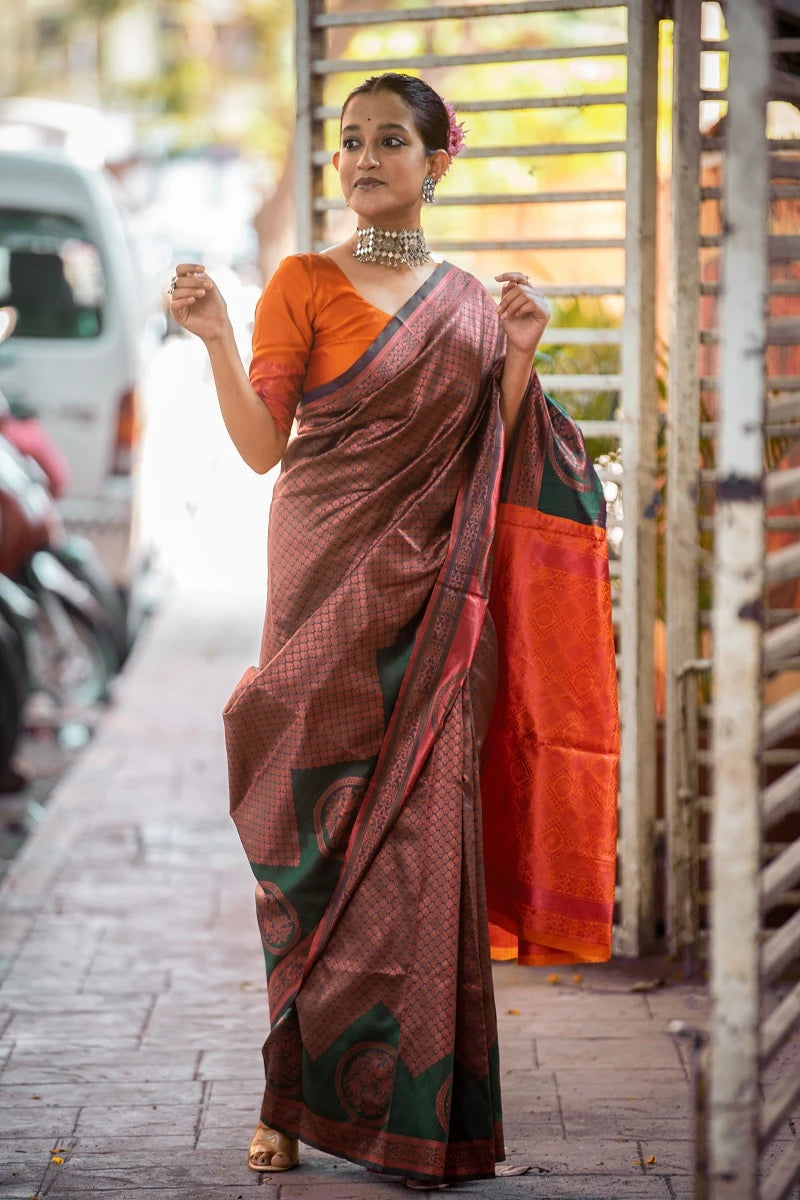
[248,254,392,437]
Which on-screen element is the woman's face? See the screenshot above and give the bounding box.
[334,90,443,228]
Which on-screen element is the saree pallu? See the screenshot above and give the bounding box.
[223,261,618,1184]
[483,378,620,966]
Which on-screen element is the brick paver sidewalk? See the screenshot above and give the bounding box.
[0,587,775,1199]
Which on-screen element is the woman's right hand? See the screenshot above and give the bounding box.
[168,263,229,343]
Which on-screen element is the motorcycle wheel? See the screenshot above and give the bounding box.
[0,618,27,768]
[30,598,115,709]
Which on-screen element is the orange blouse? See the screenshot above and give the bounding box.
[249,253,392,437]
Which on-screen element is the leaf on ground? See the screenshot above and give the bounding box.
[629,978,665,993]
[546,973,562,984]
[506,1008,521,1015]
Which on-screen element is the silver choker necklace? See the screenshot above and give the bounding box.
[354,226,431,268]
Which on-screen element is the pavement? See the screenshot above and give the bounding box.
[0,584,794,1200]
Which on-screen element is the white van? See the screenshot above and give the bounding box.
[0,148,146,589]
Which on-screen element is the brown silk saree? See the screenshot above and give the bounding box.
[223,261,618,1183]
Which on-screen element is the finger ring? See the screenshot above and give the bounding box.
[168,275,178,295]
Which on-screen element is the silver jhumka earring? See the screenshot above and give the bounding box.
[422,175,436,204]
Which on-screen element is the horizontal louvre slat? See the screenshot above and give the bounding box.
[535,284,625,296]
[702,319,800,345]
[761,979,800,1069]
[576,420,621,437]
[770,236,800,262]
[761,839,800,913]
[762,908,800,985]
[311,142,626,165]
[760,1138,800,1200]
[768,157,800,181]
[698,233,800,253]
[314,96,627,118]
[702,185,800,199]
[314,0,626,23]
[703,376,800,389]
[766,541,800,587]
[769,396,800,421]
[451,93,627,112]
[311,44,628,73]
[763,614,800,670]
[759,1071,800,1146]
[766,467,800,506]
[701,282,800,295]
[539,374,622,391]
[763,751,800,766]
[763,688,800,747]
[540,328,622,345]
[312,190,626,210]
[766,516,800,532]
[428,238,625,251]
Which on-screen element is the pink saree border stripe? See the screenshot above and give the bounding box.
[262,1091,501,1179]
[484,864,614,924]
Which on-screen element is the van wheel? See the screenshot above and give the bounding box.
[30,600,114,709]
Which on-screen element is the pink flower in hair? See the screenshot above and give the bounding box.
[443,100,467,159]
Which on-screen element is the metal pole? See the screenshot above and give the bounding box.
[708,0,769,1196]
[294,0,314,252]
[295,0,326,251]
[665,0,702,966]
[618,0,659,956]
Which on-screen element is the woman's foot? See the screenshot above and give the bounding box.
[247,1121,300,1172]
[404,1180,450,1190]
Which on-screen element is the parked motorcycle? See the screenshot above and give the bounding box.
[0,307,120,753]
[1,409,130,668]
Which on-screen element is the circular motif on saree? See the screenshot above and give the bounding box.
[335,1042,397,1126]
[435,1076,453,1135]
[313,776,367,859]
[546,407,595,493]
[256,881,301,956]
[265,1020,303,1097]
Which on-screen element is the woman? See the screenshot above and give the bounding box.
[169,73,619,1189]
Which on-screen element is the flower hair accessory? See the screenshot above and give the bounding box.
[443,100,467,159]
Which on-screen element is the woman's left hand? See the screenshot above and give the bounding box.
[494,272,550,357]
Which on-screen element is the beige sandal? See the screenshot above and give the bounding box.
[247,1121,300,1172]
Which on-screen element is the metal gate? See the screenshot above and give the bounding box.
[665,0,800,1194]
[294,0,659,957]
[294,0,800,1190]
[707,1,800,1195]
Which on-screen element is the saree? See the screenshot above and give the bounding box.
[223,260,618,1183]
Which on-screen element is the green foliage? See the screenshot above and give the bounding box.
[72,0,131,20]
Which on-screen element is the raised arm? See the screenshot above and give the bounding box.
[169,264,287,474]
[494,271,551,434]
